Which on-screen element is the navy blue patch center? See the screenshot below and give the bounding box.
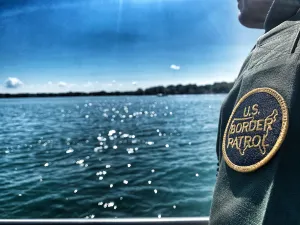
[222,88,288,172]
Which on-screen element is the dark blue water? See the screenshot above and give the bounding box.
[0,95,225,219]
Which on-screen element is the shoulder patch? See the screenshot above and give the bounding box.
[222,88,288,173]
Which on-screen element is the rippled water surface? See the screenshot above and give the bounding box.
[0,95,225,218]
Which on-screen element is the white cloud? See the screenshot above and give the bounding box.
[170,64,181,71]
[83,82,93,87]
[132,81,137,86]
[58,81,68,88]
[4,77,23,88]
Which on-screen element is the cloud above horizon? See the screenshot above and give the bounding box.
[4,77,23,88]
[58,81,68,88]
[170,64,180,71]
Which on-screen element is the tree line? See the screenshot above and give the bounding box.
[0,82,234,98]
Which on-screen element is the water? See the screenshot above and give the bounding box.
[0,95,225,219]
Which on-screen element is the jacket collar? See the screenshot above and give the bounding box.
[264,0,300,32]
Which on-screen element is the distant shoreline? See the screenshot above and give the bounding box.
[0,82,233,98]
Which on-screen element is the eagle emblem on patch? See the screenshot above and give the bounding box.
[222,88,289,172]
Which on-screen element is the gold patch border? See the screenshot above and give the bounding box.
[222,88,289,173]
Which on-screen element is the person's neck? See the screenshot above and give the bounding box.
[264,0,300,32]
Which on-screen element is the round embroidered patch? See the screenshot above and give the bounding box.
[222,88,289,173]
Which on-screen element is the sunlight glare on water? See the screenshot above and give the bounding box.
[0,95,225,218]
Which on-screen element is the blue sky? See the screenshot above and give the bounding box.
[0,0,263,93]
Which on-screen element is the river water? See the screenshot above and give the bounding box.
[0,94,225,218]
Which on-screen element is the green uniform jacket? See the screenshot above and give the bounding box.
[210,1,300,224]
